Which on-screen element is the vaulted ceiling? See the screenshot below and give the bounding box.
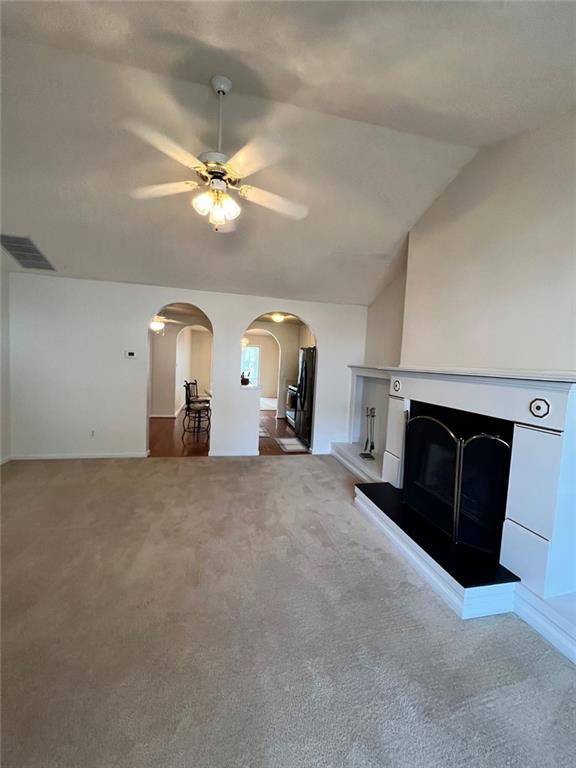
[2,2,574,304]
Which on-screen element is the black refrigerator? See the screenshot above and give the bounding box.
[294,346,316,448]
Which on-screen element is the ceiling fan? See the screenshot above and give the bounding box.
[125,75,308,232]
[149,314,186,333]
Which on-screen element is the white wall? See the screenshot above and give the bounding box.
[365,258,407,367]
[401,111,576,371]
[9,273,366,458]
[1,259,10,462]
[150,323,213,416]
[244,332,280,397]
[360,378,390,456]
[174,327,193,413]
[246,320,301,417]
[150,325,181,416]
[189,329,213,396]
[299,324,316,348]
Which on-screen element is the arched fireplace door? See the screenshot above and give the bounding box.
[402,405,512,557]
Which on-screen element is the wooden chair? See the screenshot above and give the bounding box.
[182,380,211,441]
[185,379,211,404]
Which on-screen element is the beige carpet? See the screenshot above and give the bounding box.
[2,456,575,768]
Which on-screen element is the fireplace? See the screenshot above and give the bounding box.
[402,401,513,556]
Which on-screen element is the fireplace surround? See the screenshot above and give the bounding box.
[338,365,576,662]
[403,401,513,556]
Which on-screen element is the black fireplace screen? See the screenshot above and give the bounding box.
[403,402,513,556]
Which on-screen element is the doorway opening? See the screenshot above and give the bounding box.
[241,312,316,455]
[148,302,213,457]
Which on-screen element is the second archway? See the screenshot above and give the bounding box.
[240,312,316,455]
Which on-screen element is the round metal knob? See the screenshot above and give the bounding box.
[529,398,550,418]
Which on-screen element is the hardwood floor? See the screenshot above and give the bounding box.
[149,414,209,457]
[149,409,307,458]
[259,411,308,455]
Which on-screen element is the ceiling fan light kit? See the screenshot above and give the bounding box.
[192,178,241,229]
[126,75,308,232]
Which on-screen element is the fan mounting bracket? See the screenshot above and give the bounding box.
[210,75,232,96]
[195,152,241,186]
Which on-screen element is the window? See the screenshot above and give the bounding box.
[241,345,260,384]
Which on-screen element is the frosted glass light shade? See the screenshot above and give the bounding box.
[222,194,241,220]
[209,203,226,227]
[192,191,213,216]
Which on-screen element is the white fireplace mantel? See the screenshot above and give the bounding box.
[334,364,576,663]
[350,365,576,384]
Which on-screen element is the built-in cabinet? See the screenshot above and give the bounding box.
[332,367,392,482]
[501,423,575,598]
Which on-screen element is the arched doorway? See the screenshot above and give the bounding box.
[148,302,213,457]
[241,312,316,455]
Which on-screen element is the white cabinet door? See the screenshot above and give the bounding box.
[506,425,562,541]
[500,519,550,596]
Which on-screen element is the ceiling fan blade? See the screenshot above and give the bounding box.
[123,120,205,171]
[228,137,286,180]
[239,185,308,220]
[131,181,199,199]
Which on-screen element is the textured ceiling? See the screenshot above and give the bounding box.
[3,1,575,146]
[1,2,574,304]
[1,39,474,304]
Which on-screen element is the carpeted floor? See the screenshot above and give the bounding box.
[2,456,575,768]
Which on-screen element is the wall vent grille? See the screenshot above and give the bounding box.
[0,235,55,270]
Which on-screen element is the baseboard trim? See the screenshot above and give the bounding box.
[208,450,259,457]
[150,414,178,419]
[1,456,12,465]
[10,452,148,460]
[355,489,516,619]
[514,585,576,664]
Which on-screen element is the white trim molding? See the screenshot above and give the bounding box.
[9,452,148,460]
[514,585,576,664]
[208,449,259,457]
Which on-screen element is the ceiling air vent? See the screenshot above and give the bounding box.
[0,235,55,270]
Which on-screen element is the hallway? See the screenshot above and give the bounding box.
[149,411,307,458]
[259,411,308,455]
[149,414,209,457]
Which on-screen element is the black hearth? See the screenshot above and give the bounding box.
[403,401,513,556]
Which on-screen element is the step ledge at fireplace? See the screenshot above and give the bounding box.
[355,488,516,619]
